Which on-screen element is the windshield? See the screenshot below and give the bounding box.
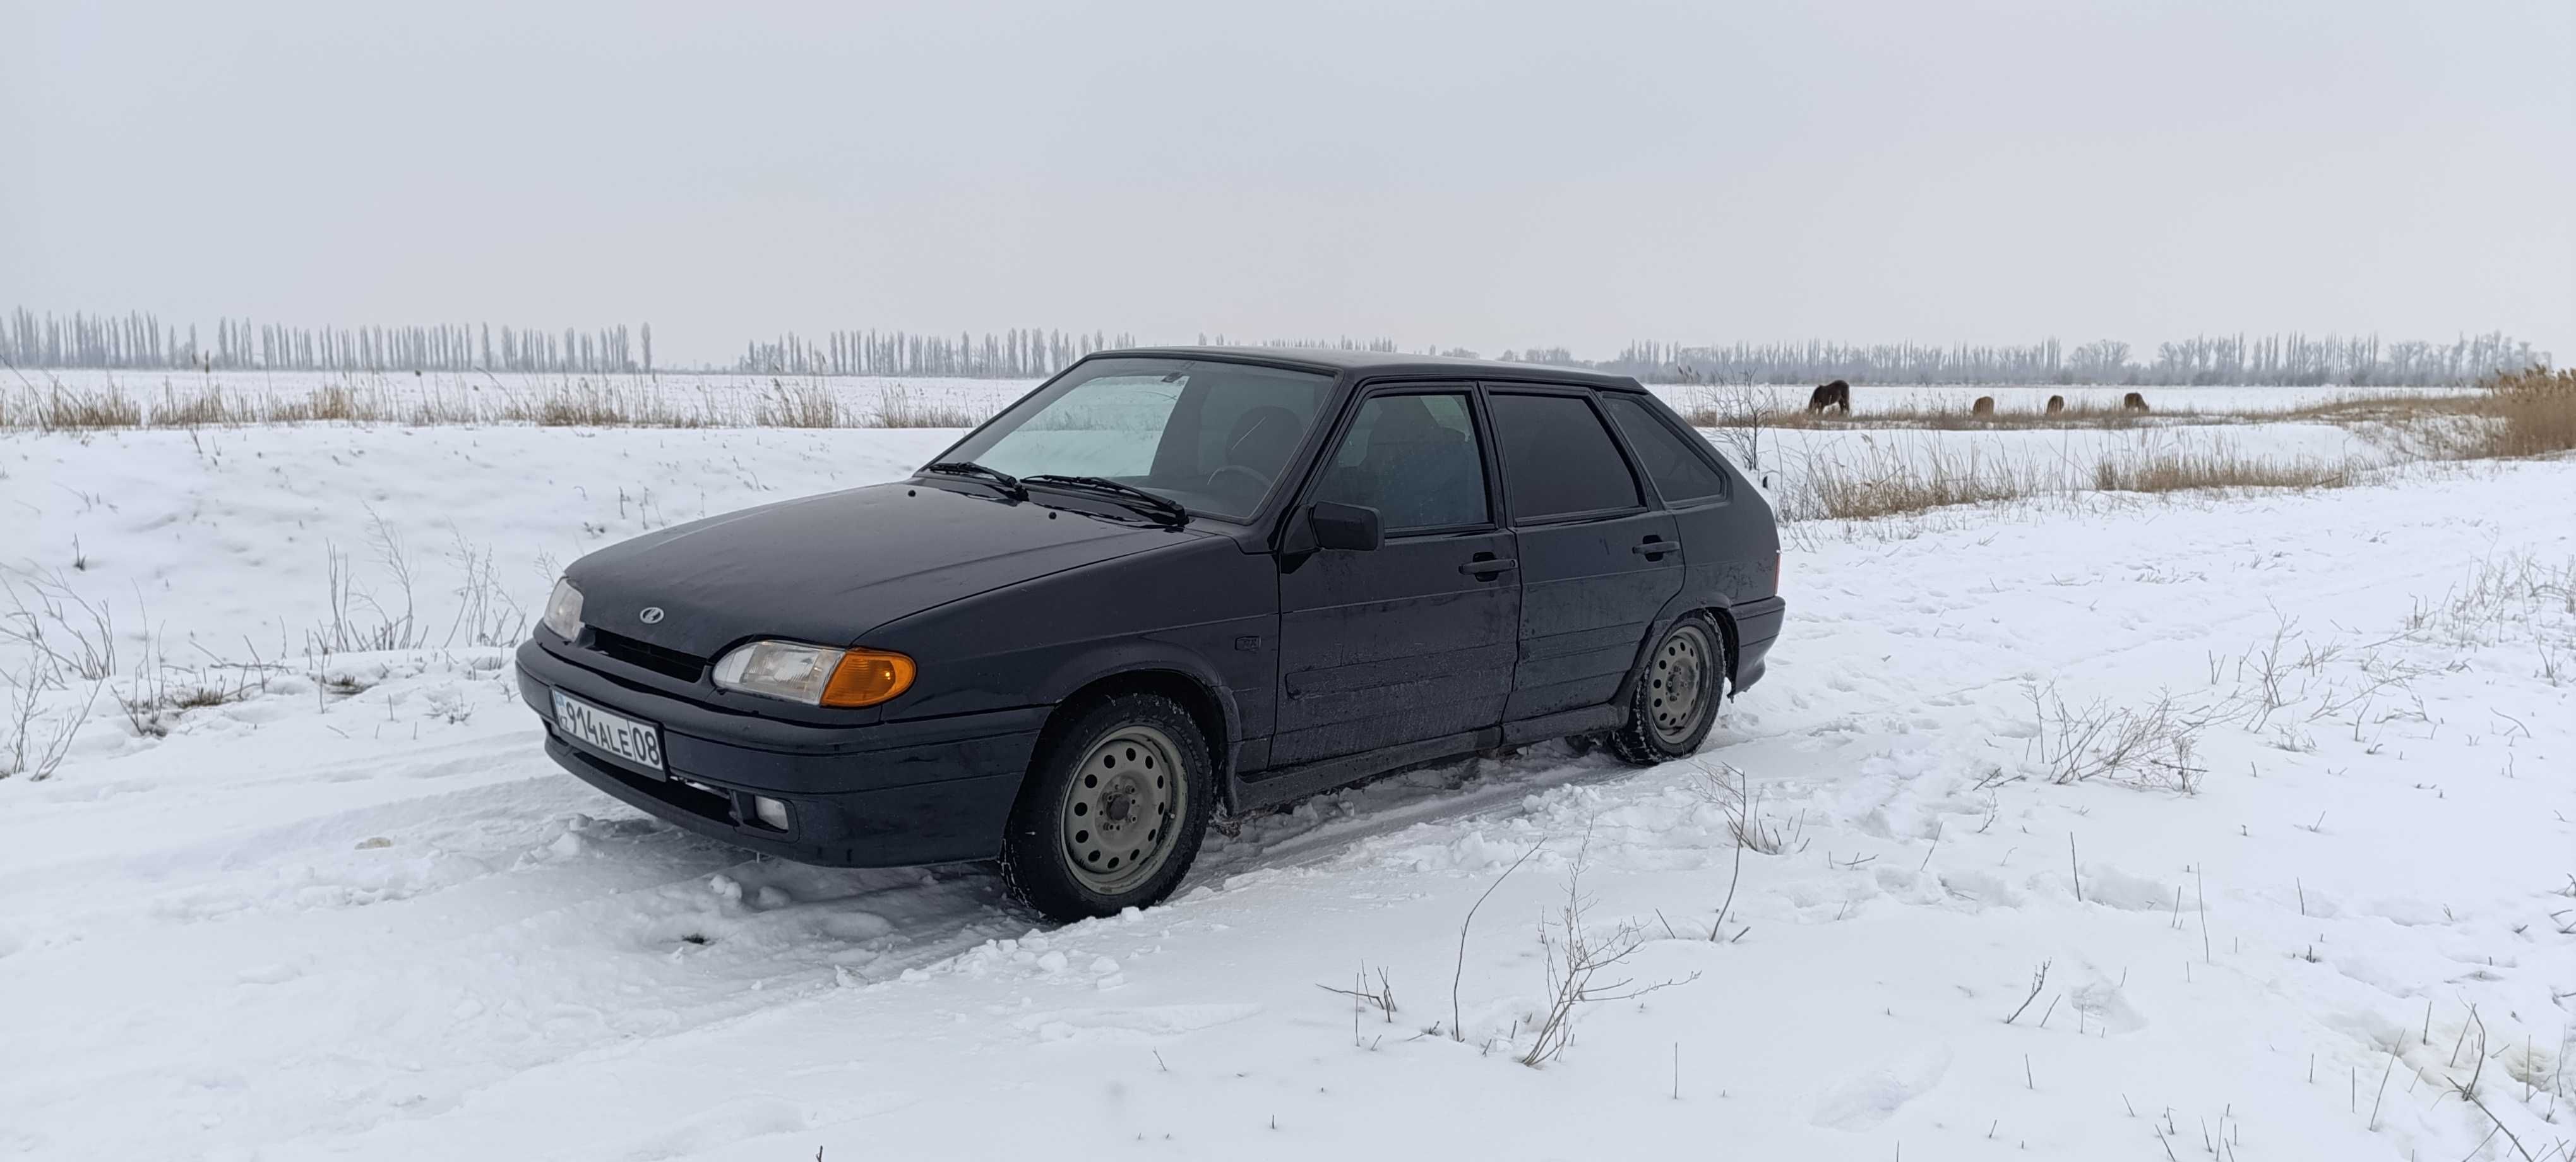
[935,357,1333,521]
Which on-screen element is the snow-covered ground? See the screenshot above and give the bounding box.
[2,422,2570,1161]
[0,418,2420,672]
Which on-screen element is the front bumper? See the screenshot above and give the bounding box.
[516,639,1045,868]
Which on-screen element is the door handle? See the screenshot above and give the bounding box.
[1631,540,1674,557]
[1458,558,1518,577]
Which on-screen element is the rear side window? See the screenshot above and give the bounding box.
[1601,394,1729,503]
[1488,393,1641,521]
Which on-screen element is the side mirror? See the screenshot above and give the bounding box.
[1308,502,1383,552]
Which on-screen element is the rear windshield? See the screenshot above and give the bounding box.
[938,357,1333,521]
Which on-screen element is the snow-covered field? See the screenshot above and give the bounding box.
[3,421,2571,1161]
[15,367,2479,433]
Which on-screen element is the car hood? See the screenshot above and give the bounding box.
[564,482,1207,660]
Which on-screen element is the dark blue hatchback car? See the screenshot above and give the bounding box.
[516,349,1784,918]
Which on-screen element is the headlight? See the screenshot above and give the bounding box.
[541,578,585,639]
[712,640,915,708]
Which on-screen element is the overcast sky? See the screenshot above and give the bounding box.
[6,0,2570,366]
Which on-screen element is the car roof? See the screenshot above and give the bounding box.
[1095,345,1647,391]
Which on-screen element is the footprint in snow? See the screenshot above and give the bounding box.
[1810,1043,1952,1129]
[1014,1003,1266,1045]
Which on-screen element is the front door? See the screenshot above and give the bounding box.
[1486,388,1685,721]
[1272,388,1518,767]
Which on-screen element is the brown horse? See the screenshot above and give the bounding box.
[1806,379,1851,414]
[2123,392,2150,413]
[1972,396,1995,417]
[2046,395,2065,415]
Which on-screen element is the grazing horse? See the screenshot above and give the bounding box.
[1806,379,1851,414]
[2046,395,2065,415]
[1972,396,1996,417]
[2123,392,2150,413]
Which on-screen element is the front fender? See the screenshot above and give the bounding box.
[866,533,1279,738]
[1031,641,1246,748]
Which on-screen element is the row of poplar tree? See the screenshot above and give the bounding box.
[3,308,2542,386]
[1,309,648,374]
[1609,333,2545,386]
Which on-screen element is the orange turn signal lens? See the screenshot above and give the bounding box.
[821,649,915,707]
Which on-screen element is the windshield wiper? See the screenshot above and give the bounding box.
[924,460,1025,501]
[1022,474,1190,526]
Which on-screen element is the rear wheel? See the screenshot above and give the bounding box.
[1606,614,1725,765]
[1000,693,1213,920]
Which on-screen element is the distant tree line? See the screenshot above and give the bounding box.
[736,331,1415,376]
[2,309,650,373]
[1607,333,2544,386]
[735,328,1143,377]
[6,308,2544,386]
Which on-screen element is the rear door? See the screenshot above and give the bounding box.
[1271,386,1519,766]
[1485,386,1682,722]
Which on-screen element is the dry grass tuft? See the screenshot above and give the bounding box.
[750,381,844,428]
[498,381,708,428]
[872,384,984,428]
[2090,446,2356,494]
[1782,440,2054,520]
[0,374,996,431]
[2481,366,2576,457]
[13,384,145,429]
[1773,432,2371,522]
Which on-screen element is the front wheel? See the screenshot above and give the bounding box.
[1000,693,1214,920]
[1606,614,1726,765]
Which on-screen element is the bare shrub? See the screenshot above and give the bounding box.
[439,531,528,648]
[3,677,95,781]
[1681,384,1774,472]
[306,512,431,657]
[1691,762,1792,855]
[110,642,271,739]
[2002,959,2052,1024]
[1319,964,1398,1029]
[1518,849,1697,1067]
[1,572,120,690]
[1688,762,1797,940]
[2024,684,2210,791]
[2403,552,2576,653]
[1451,842,1542,1043]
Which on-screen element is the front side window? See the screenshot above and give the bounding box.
[1310,392,1489,532]
[1601,393,1729,504]
[939,357,1331,520]
[1488,392,1641,521]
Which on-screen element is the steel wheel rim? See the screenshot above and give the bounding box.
[1059,724,1186,895]
[1648,624,1714,746]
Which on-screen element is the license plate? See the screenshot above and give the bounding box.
[551,690,666,776]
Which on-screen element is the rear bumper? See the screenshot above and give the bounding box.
[1727,595,1786,692]
[516,639,1042,868]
